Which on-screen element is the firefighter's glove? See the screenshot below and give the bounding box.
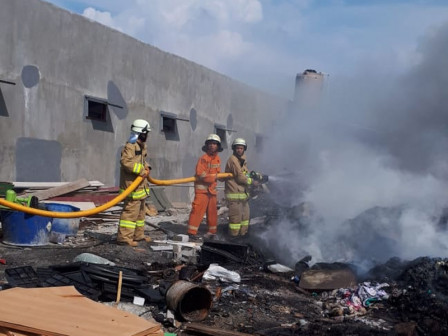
[140,168,150,178]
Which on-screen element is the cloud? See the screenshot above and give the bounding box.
[82,7,121,31]
[50,0,448,97]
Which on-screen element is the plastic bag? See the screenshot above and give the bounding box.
[203,263,241,283]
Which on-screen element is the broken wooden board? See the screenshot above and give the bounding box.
[150,245,174,251]
[24,179,91,200]
[183,323,254,336]
[298,268,357,290]
[153,240,201,248]
[0,326,35,336]
[0,286,162,336]
[41,201,96,210]
[13,181,104,189]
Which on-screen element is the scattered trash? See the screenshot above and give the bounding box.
[133,296,145,306]
[49,231,66,244]
[299,267,357,290]
[166,280,212,322]
[73,253,116,266]
[203,264,241,283]
[266,263,294,273]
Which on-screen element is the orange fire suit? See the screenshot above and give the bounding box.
[117,142,151,244]
[224,154,253,236]
[187,152,221,235]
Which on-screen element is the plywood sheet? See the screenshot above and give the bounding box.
[0,286,162,336]
[0,326,36,336]
[299,268,357,290]
[25,179,90,200]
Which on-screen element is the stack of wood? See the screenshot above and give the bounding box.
[3,179,174,221]
[0,286,163,336]
[8,178,123,222]
[14,178,110,205]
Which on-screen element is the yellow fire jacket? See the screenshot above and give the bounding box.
[119,142,150,200]
[224,154,253,201]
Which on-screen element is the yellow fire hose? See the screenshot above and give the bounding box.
[0,173,233,218]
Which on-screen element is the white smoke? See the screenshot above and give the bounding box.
[257,21,448,268]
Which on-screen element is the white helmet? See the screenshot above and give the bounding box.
[205,134,221,144]
[131,119,151,133]
[203,133,223,152]
[232,138,247,150]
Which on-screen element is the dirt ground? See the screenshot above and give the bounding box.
[1,208,448,336]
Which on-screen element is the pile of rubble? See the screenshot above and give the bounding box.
[1,179,448,335]
[2,219,448,336]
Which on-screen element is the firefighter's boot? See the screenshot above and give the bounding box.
[117,226,138,247]
[134,225,151,242]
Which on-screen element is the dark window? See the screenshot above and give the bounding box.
[162,115,177,133]
[215,126,227,149]
[86,99,108,122]
[0,88,8,117]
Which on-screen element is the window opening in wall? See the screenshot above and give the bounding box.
[161,112,177,133]
[159,111,190,139]
[0,80,15,118]
[85,95,123,122]
[0,88,8,117]
[87,100,107,121]
[214,123,238,149]
[214,124,228,149]
[159,111,190,141]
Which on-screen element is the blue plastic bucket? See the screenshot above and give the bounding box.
[44,203,80,236]
[0,210,52,246]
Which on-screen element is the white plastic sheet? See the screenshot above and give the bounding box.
[203,263,241,283]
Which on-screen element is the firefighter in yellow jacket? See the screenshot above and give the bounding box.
[117,119,152,246]
[225,138,258,236]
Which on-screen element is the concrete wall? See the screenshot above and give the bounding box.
[0,0,287,202]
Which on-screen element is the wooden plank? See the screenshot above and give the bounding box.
[150,245,174,251]
[0,326,37,336]
[48,194,117,206]
[298,268,357,290]
[13,181,104,189]
[0,322,65,336]
[153,240,200,248]
[41,201,96,210]
[24,179,91,201]
[0,286,163,336]
[184,323,254,336]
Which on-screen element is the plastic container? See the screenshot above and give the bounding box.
[0,210,52,246]
[166,280,212,322]
[44,203,80,236]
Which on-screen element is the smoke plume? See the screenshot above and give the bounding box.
[258,21,448,269]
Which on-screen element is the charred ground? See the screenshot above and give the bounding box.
[1,209,448,336]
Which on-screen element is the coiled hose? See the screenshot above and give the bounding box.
[0,173,233,218]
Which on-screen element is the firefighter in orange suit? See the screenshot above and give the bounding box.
[225,138,258,236]
[187,134,223,238]
[117,119,152,246]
